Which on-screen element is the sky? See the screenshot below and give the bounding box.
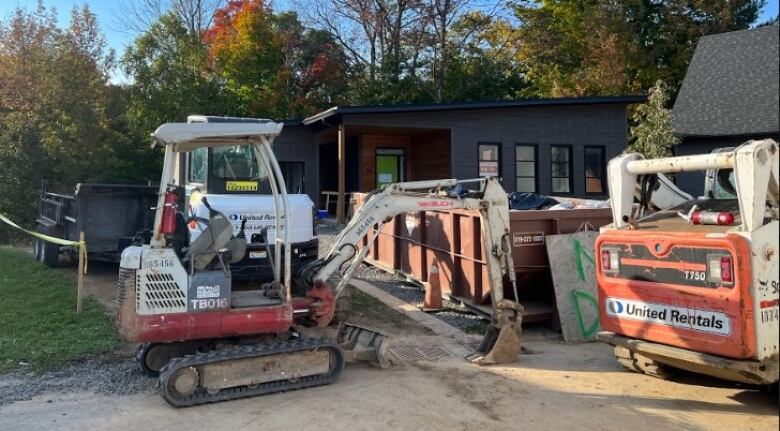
[1,0,778,84]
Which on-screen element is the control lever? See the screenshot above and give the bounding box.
[237,217,247,239]
[201,196,218,218]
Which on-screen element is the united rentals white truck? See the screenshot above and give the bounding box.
[174,115,318,281]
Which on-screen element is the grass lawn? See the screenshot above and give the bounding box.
[0,246,116,373]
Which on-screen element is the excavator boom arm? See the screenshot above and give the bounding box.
[301,177,524,365]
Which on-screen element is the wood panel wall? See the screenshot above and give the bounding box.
[359,135,412,192]
[358,132,452,191]
[410,130,451,182]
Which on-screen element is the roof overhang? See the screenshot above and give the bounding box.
[676,130,780,140]
[152,122,284,152]
[302,95,648,126]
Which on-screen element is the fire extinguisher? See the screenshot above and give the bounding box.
[678,205,734,226]
[160,189,179,235]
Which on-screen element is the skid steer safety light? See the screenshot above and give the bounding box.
[601,248,619,274]
[720,256,733,284]
[601,249,611,270]
[707,254,733,286]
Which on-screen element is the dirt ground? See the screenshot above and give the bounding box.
[1,339,777,431]
[1,249,777,431]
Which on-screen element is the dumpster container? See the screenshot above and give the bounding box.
[352,192,613,323]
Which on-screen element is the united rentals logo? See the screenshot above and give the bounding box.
[608,300,624,314]
[605,297,731,335]
[228,213,281,221]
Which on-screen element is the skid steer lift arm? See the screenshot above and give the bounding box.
[608,139,779,231]
[300,177,524,365]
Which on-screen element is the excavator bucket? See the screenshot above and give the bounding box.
[466,300,524,365]
[336,322,391,368]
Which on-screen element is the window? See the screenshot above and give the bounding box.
[188,147,207,183]
[376,149,405,188]
[515,145,537,192]
[584,146,606,194]
[551,145,572,194]
[478,143,501,178]
[712,169,737,199]
[211,145,267,180]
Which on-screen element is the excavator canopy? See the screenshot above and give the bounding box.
[152,121,284,152]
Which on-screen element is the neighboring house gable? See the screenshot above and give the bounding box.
[674,25,779,138]
[673,25,780,194]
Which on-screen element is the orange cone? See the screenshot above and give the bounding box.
[424,259,443,311]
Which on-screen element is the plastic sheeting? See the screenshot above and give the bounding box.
[508,192,559,210]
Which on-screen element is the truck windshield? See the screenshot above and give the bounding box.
[211,145,268,180]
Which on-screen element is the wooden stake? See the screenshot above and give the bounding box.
[337,124,346,224]
[77,231,85,314]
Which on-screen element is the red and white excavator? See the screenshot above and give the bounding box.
[117,120,524,406]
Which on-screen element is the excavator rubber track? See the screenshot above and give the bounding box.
[158,338,344,407]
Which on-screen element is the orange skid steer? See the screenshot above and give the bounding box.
[597,139,779,386]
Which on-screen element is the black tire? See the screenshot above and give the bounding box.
[35,224,60,268]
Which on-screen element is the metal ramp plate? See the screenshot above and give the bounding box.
[387,345,455,362]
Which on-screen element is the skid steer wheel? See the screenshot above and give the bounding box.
[137,343,179,377]
[614,346,672,379]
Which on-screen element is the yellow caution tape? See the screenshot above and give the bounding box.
[0,212,88,274]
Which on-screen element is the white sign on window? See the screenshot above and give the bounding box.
[479,161,499,177]
[378,173,393,183]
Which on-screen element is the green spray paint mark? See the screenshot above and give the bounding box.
[571,289,600,339]
[573,238,595,282]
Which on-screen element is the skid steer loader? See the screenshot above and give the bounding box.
[117,119,524,406]
[597,139,779,386]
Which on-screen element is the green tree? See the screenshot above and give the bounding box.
[511,0,637,97]
[0,4,143,241]
[434,11,526,101]
[122,13,228,138]
[205,1,350,118]
[628,80,679,158]
[509,0,764,98]
[0,5,59,239]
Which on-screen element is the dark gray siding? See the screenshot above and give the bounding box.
[344,104,629,197]
[274,125,318,201]
[673,133,780,195]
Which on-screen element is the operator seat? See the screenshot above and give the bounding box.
[186,200,234,271]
